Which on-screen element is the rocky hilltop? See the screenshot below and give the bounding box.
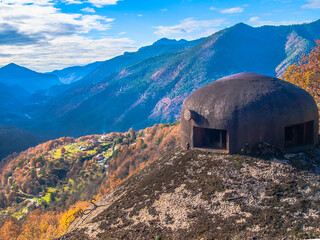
[61,148,320,239]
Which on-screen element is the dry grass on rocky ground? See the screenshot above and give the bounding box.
[61,147,320,240]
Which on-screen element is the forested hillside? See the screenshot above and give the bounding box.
[27,20,320,138]
[0,123,180,239]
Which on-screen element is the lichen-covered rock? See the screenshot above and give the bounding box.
[60,148,320,240]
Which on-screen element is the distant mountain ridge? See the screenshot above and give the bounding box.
[152,38,189,46]
[1,20,320,139]
[0,37,202,157]
[48,61,104,84]
[24,20,320,138]
[45,37,202,86]
[72,37,204,88]
[0,63,61,93]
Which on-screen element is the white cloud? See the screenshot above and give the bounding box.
[249,17,261,22]
[248,16,312,26]
[64,0,83,4]
[4,0,121,6]
[118,32,126,35]
[0,0,136,71]
[209,6,217,11]
[161,8,168,11]
[87,0,120,7]
[0,2,114,37]
[0,36,136,72]
[137,14,143,17]
[302,0,320,8]
[153,18,225,39]
[189,28,220,39]
[2,0,54,5]
[64,0,120,7]
[81,7,95,13]
[220,7,244,14]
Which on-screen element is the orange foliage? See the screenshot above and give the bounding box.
[0,122,181,239]
[30,157,37,168]
[284,39,320,99]
[0,201,90,240]
[0,216,21,240]
[60,147,66,154]
[16,209,62,240]
[58,201,90,235]
[36,162,42,168]
[101,123,180,194]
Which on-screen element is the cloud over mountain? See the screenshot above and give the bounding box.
[153,18,225,39]
[302,0,320,9]
[0,0,135,71]
[0,23,41,45]
[220,7,244,14]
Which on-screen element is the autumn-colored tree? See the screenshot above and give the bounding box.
[1,171,9,186]
[17,209,61,240]
[39,167,46,176]
[0,216,21,240]
[96,144,102,152]
[58,201,90,235]
[284,40,320,100]
[0,201,90,240]
[30,168,37,179]
[36,162,42,168]
[0,121,181,240]
[60,146,66,155]
[30,157,37,168]
[6,191,17,205]
[129,127,136,140]
[4,185,10,194]
[0,191,7,208]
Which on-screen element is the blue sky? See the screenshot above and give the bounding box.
[0,0,319,72]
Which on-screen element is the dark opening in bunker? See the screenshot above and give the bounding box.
[285,121,314,148]
[193,126,227,149]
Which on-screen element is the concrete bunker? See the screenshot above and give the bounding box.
[181,72,319,154]
[284,121,314,148]
[193,127,227,150]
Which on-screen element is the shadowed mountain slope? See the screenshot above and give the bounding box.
[0,63,61,93]
[49,61,104,84]
[72,37,204,88]
[0,125,41,160]
[0,82,34,129]
[27,20,320,138]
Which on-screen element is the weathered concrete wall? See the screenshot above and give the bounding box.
[181,72,319,154]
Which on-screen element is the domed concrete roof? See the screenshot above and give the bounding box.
[181,72,319,153]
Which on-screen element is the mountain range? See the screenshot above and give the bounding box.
[31,20,320,137]
[1,20,320,155]
[48,61,104,84]
[0,63,61,93]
